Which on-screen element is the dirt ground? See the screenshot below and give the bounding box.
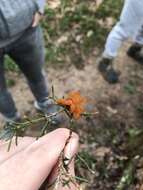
[1,41,143,189]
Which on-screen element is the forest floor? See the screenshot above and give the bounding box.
[1,0,143,189]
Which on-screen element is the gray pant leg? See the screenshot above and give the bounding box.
[134,25,143,45]
[0,50,17,118]
[8,26,49,102]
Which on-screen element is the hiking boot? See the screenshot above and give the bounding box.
[34,98,63,125]
[98,57,119,84]
[127,43,143,64]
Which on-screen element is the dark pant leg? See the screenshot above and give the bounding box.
[0,49,17,118]
[8,26,49,102]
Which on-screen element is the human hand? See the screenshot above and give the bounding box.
[32,12,42,27]
[0,128,79,190]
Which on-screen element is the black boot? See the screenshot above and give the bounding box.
[98,57,119,84]
[127,43,143,64]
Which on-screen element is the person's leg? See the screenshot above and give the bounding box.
[8,27,61,123]
[7,26,62,124]
[127,25,143,64]
[103,0,143,58]
[8,26,49,102]
[98,0,143,83]
[0,49,19,121]
[134,26,143,46]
